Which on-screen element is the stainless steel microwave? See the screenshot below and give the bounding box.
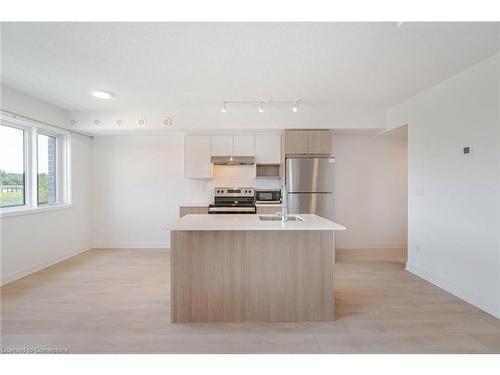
[255,189,282,204]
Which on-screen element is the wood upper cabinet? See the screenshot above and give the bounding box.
[307,130,331,155]
[255,135,281,164]
[185,135,212,178]
[284,130,331,155]
[233,135,255,156]
[284,130,308,155]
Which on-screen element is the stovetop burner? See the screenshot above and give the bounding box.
[208,187,256,214]
[210,202,255,207]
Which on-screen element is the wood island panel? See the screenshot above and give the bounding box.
[170,230,335,323]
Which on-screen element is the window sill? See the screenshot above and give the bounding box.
[0,204,72,218]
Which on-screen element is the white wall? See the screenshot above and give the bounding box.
[92,131,407,250]
[70,106,385,132]
[387,53,500,318]
[0,85,93,284]
[91,135,280,249]
[332,131,407,249]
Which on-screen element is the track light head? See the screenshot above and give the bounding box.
[220,100,300,113]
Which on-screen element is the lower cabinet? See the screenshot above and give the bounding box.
[256,205,282,215]
[179,206,208,217]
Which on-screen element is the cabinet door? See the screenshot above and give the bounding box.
[185,135,212,178]
[284,130,308,155]
[233,135,255,156]
[256,205,281,215]
[255,135,281,164]
[211,135,233,156]
[307,130,331,155]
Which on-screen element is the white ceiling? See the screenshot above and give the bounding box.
[1,22,499,129]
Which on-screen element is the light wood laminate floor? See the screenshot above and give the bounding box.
[1,248,499,354]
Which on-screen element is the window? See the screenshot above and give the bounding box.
[37,133,57,205]
[0,114,70,214]
[0,125,25,207]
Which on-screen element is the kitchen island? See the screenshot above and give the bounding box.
[168,214,346,323]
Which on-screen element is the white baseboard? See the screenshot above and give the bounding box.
[1,246,91,286]
[406,262,500,319]
[336,247,406,251]
[91,242,169,249]
[336,245,407,250]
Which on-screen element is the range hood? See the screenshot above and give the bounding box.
[210,156,255,165]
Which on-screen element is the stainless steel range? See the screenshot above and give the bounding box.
[208,187,256,214]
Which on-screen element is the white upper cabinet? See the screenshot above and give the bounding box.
[186,133,282,178]
[185,135,212,178]
[211,135,255,156]
[211,135,233,156]
[233,135,255,156]
[255,135,282,164]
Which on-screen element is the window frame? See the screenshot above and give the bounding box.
[0,122,29,208]
[37,131,58,206]
[0,115,71,216]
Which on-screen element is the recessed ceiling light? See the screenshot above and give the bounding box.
[92,91,113,99]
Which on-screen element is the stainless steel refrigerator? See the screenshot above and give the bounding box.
[285,157,335,220]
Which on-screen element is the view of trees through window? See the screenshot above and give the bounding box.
[0,124,25,207]
[37,133,57,205]
[0,125,59,208]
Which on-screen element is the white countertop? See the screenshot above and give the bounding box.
[168,214,346,231]
[255,203,282,207]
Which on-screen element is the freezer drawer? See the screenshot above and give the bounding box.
[286,157,334,193]
[287,192,334,221]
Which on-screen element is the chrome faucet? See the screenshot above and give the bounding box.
[281,184,289,222]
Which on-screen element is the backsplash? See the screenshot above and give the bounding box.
[205,165,280,202]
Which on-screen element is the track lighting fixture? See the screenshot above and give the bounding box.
[220,100,301,113]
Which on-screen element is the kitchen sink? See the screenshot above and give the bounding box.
[259,215,304,222]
